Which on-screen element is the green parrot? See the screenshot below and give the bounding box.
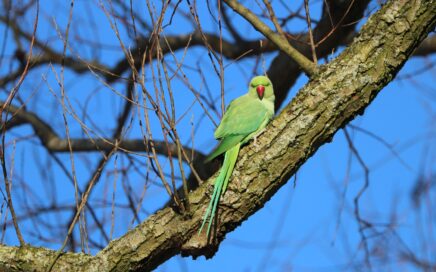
[199,75,275,237]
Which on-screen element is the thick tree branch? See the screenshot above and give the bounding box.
[0,0,435,271]
[0,245,93,271]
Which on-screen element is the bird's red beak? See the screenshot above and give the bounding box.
[256,85,265,100]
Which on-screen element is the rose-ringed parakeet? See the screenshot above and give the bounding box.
[199,75,275,237]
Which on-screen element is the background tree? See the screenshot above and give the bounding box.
[0,0,435,271]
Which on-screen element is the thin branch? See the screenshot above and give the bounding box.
[304,0,318,63]
[0,0,40,247]
[343,128,372,268]
[262,0,287,41]
[223,0,317,76]
[221,4,243,42]
[267,0,371,110]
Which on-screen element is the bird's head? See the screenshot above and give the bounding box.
[248,76,274,101]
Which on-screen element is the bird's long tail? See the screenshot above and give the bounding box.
[199,143,241,237]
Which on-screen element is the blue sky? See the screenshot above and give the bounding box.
[0,1,435,271]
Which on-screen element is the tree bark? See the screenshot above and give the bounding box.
[0,0,435,271]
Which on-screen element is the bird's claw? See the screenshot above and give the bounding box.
[252,128,266,149]
[252,136,259,149]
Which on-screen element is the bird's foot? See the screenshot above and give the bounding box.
[252,128,266,149]
[252,136,259,149]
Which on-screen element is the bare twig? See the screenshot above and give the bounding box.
[223,0,317,76]
[262,0,287,41]
[343,129,372,268]
[304,0,318,63]
[0,0,40,247]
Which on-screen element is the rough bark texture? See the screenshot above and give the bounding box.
[0,0,435,271]
[0,245,93,271]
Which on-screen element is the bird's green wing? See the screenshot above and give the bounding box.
[205,96,268,162]
[214,95,268,139]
